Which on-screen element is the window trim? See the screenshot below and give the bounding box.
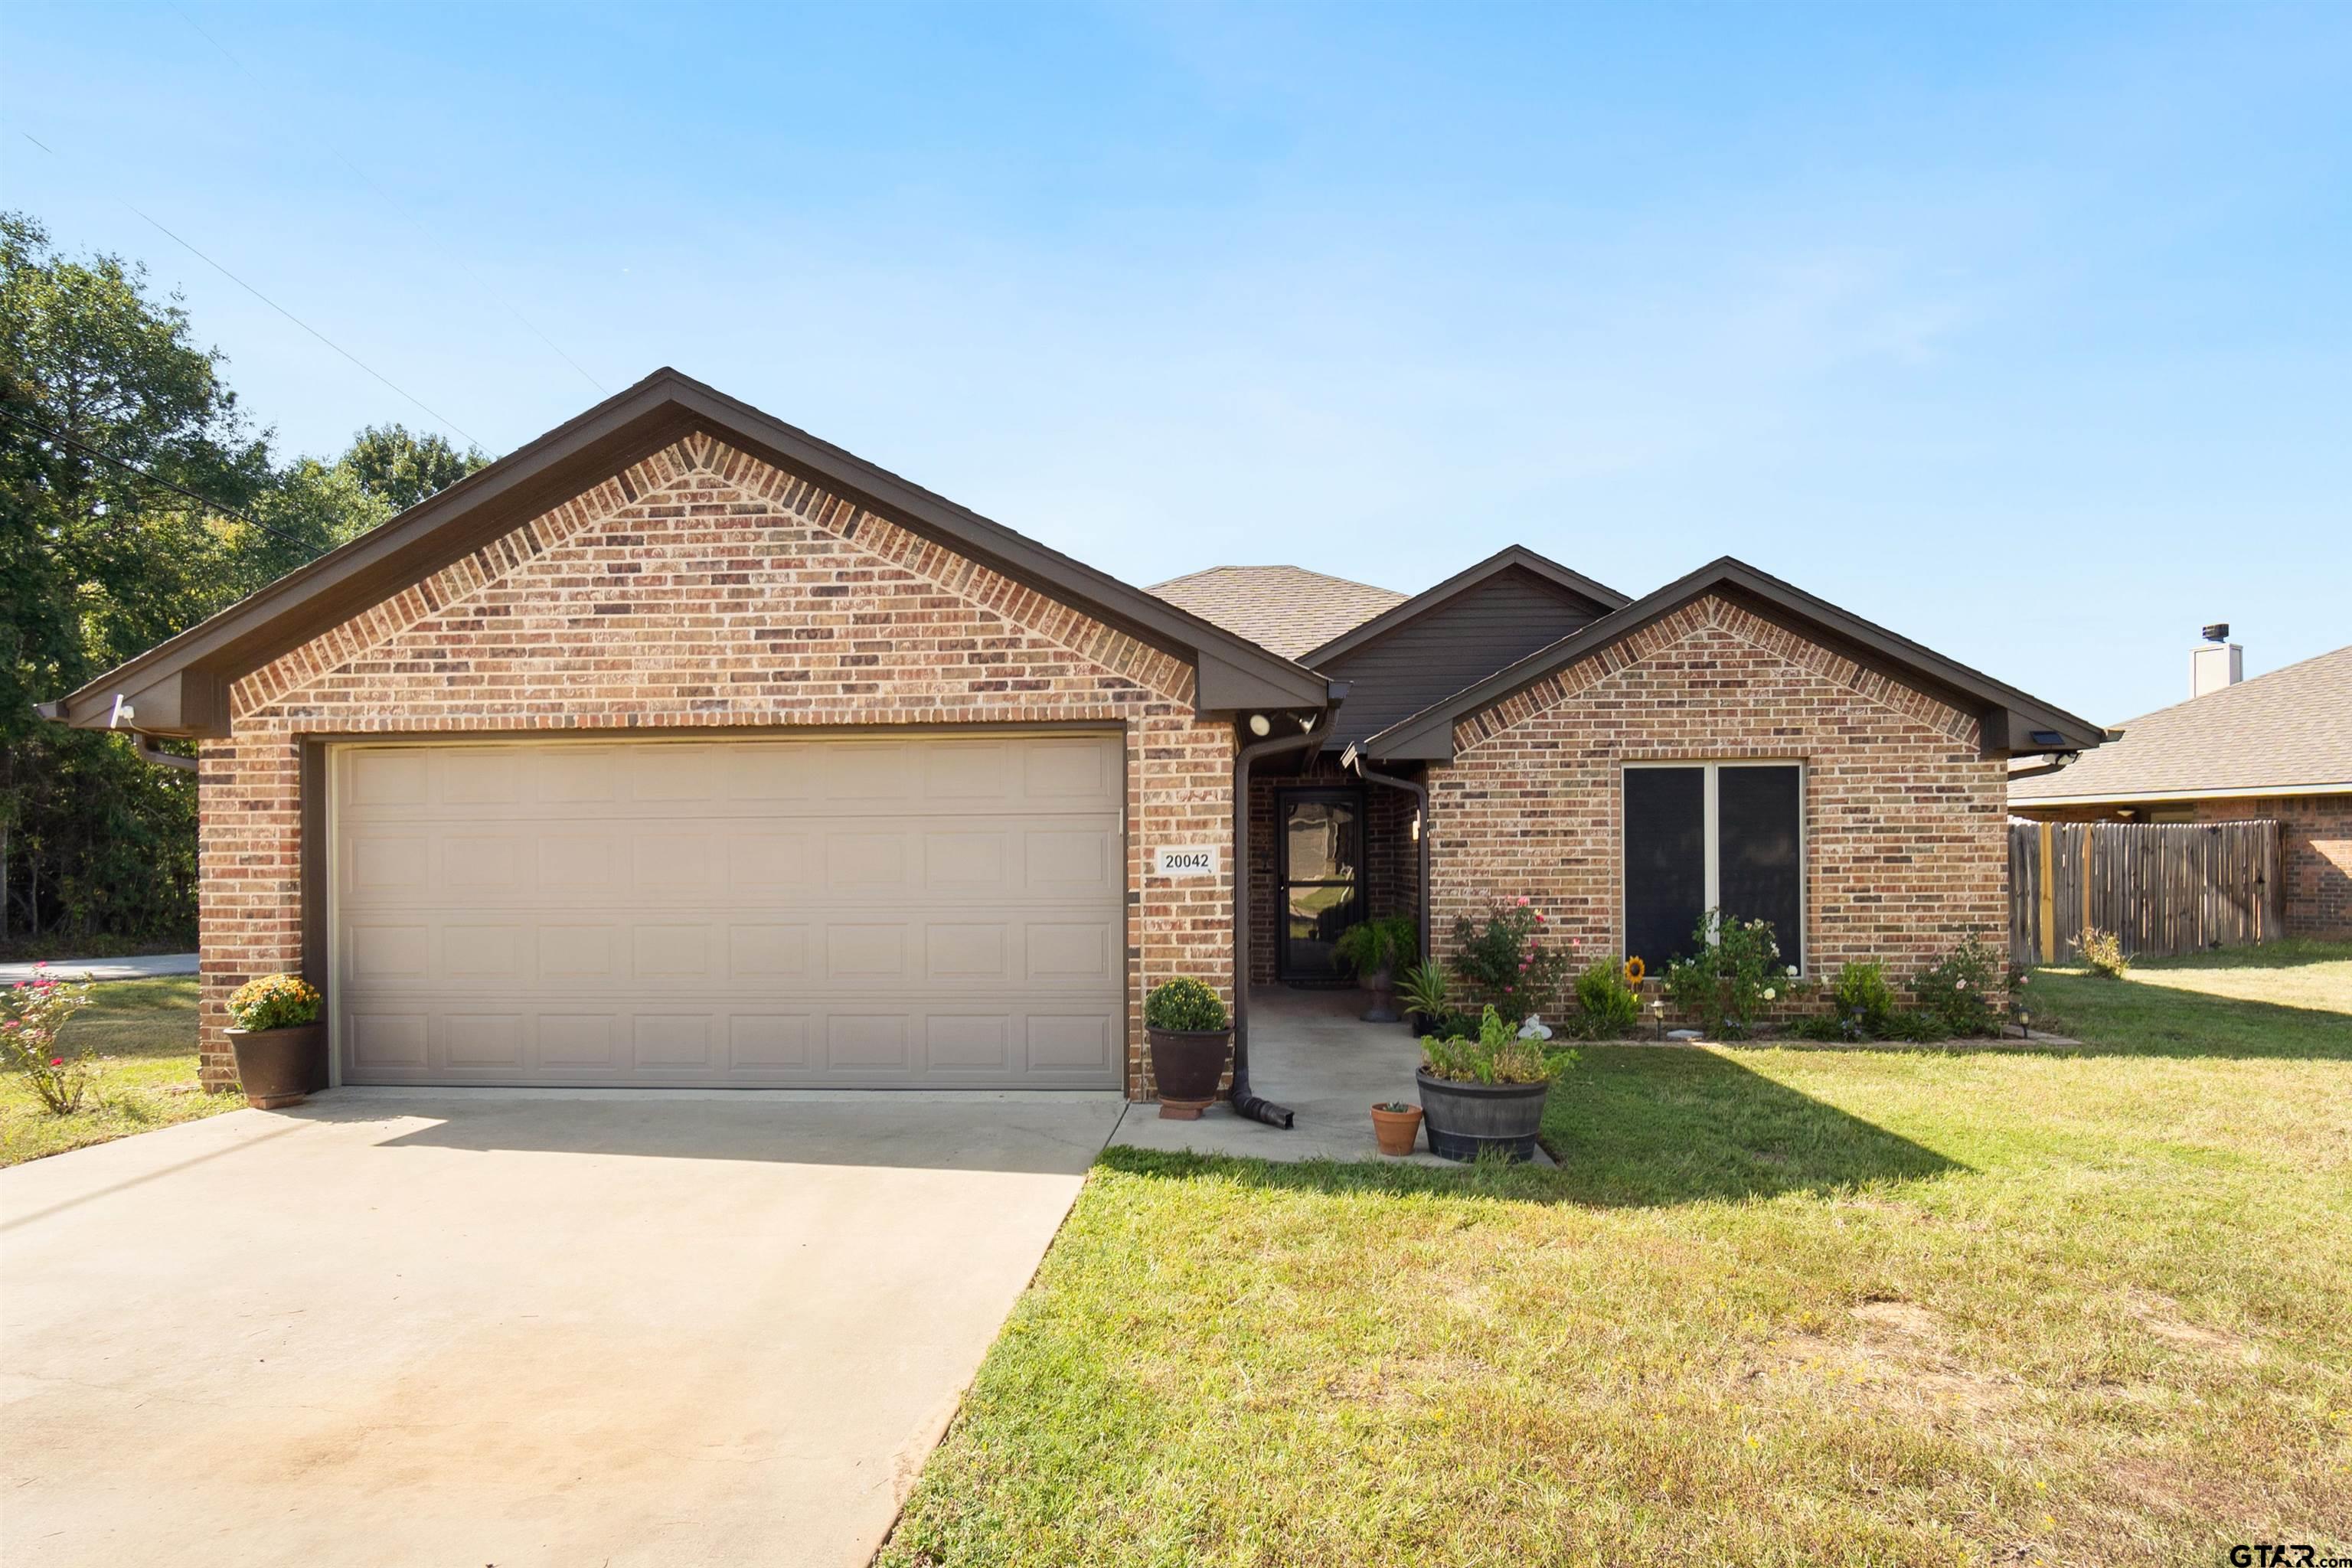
[1622,760,1808,975]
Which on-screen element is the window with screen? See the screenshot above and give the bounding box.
[1622,763,1803,972]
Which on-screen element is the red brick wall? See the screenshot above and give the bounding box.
[201,432,1236,1099]
[1425,594,2007,1017]
[2011,795,2352,939]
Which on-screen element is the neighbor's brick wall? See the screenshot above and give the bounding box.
[2009,795,2352,939]
[199,432,1235,1099]
[1425,594,2007,1016]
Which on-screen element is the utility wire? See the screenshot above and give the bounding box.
[0,403,320,552]
[170,2,609,397]
[14,127,485,448]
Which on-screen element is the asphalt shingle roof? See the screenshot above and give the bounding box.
[2010,642,2352,803]
[1148,565,1406,661]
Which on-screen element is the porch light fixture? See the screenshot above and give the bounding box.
[1246,713,1271,737]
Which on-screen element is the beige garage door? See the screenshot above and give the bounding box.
[329,733,1126,1088]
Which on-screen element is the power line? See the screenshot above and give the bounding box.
[0,403,319,552]
[169,2,609,397]
[13,127,485,449]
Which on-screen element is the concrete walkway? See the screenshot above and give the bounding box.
[1112,985,1553,1167]
[1,1089,1123,1568]
[0,952,198,982]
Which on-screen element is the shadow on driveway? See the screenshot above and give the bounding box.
[301,1087,1125,1174]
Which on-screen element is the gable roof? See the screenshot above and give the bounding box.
[1361,555,2111,763]
[1300,544,1628,665]
[2009,643,2352,805]
[42,368,1329,736]
[1148,565,1406,660]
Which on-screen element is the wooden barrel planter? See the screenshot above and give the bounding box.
[1415,1070,1547,1162]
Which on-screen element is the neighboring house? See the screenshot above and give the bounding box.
[2009,642,2352,939]
[43,371,2102,1099]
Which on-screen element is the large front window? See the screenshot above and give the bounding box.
[1623,763,1803,972]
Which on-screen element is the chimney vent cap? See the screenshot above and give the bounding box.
[2202,622,2230,643]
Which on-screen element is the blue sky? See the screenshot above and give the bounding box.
[5,2,2347,727]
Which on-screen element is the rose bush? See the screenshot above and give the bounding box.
[3,965,98,1115]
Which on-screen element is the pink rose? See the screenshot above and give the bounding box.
[50,1057,62,1067]
[1516,896,1530,906]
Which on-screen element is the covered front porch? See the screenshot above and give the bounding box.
[1113,987,1557,1166]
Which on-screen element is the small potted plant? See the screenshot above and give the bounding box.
[1396,960,1453,1037]
[225,973,325,1109]
[1416,1004,1574,1162]
[1144,976,1230,1120]
[1370,1100,1423,1156]
[1332,915,1419,1023]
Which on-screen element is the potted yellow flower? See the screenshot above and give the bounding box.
[225,974,325,1109]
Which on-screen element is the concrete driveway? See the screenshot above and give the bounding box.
[1,1089,1119,1567]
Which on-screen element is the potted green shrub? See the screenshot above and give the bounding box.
[225,973,325,1109]
[1332,914,1418,1022]
[1144,977,1230,1120]
[1416,1004,1573,1161]
[1396,960,1453,1037]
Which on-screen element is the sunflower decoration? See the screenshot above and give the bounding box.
[1622,955,1646,986]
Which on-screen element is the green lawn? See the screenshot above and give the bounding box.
[1,976,237,1167]
[883,944,2352,1567]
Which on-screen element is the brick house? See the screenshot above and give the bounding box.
[45,371,2103,1101]
[2009,642,2351,939]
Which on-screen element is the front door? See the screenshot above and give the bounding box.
[1278,789,1364,982]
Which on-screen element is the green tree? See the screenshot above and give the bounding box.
[2,212,498,949]
[338,422,487,514]
[1,214,353,947]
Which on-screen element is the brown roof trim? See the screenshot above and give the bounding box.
[47,368,1325,734]
[1361,555,2110,763]
[1298,544,1628,666]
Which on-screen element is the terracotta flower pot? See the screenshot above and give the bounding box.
[1370,1102,1423,1156]
[1147,1026,1230,1119]
[227,1022,325,1109]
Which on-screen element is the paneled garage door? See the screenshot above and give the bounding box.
[329,733,1126,1088]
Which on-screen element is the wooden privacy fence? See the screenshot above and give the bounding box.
[2009,818,2284,965]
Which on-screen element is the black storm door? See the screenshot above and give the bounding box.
[1279,789,1364,982]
